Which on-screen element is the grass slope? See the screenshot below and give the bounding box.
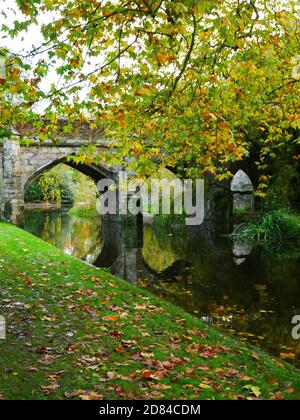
[0,222,299,400]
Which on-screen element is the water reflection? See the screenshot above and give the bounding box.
[25,210,300,367]
[25,210,103,263]
[232,238,253,266]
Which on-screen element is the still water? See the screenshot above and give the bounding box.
[25,210,300,367]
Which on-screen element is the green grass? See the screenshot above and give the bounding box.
[0,222,299,400]
[231,211,300,243]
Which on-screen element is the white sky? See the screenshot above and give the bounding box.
[0,0,64,110]
[0,0,48,51]
[0,0,132,111]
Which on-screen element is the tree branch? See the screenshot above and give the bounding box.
[172,14,197,92]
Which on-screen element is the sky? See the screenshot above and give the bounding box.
[0,0,62,110]
[1,0,41,51]
[0,0,119,112]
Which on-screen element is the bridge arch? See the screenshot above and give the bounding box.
[0,138,119,225]
[23,154,117,193]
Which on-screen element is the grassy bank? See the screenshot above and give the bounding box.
[0,222,299,400]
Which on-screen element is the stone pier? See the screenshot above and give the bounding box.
[0,139,24,225]
[230,169,255,213]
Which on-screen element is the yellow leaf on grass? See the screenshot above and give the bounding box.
[243,385,261,398]
[199,383,212,389]
[102,315,120,322]
[280,352,295,360]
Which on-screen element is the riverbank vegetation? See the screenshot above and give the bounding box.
[0,222,299,400]
[68,205,99,218]
[25,164,98,211]
[232,211,300,243]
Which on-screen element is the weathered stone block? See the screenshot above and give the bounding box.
[231,169,254,192]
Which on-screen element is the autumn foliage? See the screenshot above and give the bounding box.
[1,1,300,194]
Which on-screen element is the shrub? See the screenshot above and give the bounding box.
[60,183,74,206]
[25,170,74,207]
[25,181,43,202]
[231,211,300,243]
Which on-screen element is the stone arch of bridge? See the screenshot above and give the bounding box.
[0,138,121,226]
[23,154,118,193]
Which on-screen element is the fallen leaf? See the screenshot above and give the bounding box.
[102,315,120,322]
[199,383,212,390]
[243,385,261,398]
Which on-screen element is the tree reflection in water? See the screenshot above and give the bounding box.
[25,210,103,263]
[25,210,300,367]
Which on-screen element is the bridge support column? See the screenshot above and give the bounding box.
[0,139,24,226]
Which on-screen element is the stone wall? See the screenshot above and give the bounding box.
[230,169,254,213]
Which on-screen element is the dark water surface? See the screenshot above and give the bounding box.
[24,210,300,367]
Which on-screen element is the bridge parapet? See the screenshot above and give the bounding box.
[18,137,111,148]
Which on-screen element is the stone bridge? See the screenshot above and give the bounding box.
[0,132,255,226]
[0,137,118,225]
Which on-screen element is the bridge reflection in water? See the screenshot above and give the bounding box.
[24,209,300,368]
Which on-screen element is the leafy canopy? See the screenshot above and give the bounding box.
[1,0,300,191]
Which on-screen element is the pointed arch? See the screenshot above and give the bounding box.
[231,169,254,193]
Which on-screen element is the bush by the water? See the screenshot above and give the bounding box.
[60,183,75,206]
[25,167,74,207]
[231,211,300,243]
[25,181,44,202]
[25,164,98,209]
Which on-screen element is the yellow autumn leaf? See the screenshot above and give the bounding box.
[280,352,296,360]
[199,383,212,389]
[206,167,216,175]
[243,385,261,398]
[255,191,266,198]
[89,74,98,84]
[119,119,127,129]
[69,8,81,19]
[156,53,170,65]
[133,141,142,152]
